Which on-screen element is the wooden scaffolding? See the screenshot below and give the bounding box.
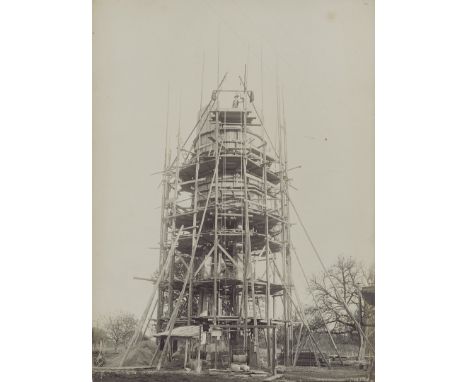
[121,76,330,371]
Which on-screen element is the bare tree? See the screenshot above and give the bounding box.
[92,326,107,350]
[104,312,137,352]
[306,256,373,360]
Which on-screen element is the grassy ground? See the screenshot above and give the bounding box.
[283,366,369,381]
[92,366,369,382]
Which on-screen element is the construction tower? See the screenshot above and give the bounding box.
[154,80,295,368]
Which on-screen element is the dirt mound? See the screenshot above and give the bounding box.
[108,340,156,367]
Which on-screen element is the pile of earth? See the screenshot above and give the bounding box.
[107,340,156,367]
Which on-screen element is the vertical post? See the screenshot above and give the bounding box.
[214,333,218,369]
[168,97,182,318]
[214,109,219,325]
[247,100,258,366]
[272,61,281,325]
[156,171,168,332]
[228,330,232,365]
[196,325,202,373]
[251,257,258,367]
[213,105,220,369]
[216,24,220,85]
[276,69,289,366]
[184,339,189,368]
[281,87,293,366]
[199,51,205,111]
[272,326,277,375]
[188,115,202,325]
[272,254,276,320]
[263,140,271,366]
[242,92,251,357]
[260,46,264,126]
[157,84,171,332]
[358,287,364,361]
[243,217,249,349]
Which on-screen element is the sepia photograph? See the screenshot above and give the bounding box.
[6,1,468,382]
[93,0,374,380]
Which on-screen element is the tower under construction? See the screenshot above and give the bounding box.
[154,75,295,368]
[118,74,330,371]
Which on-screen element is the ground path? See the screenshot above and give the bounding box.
[92,366,368,382]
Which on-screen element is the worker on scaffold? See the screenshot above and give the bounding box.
[232,94,245,108]
[232,94,240,108]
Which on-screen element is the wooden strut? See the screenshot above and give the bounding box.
[152,145,222,370]
[119,227,184,367]
[218,243,240,269]
[292,323,303,367]
[193,245,215,277]
[290,244,344,366]
[271,260,330,368]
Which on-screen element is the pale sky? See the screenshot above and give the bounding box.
[93,0,374,321]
